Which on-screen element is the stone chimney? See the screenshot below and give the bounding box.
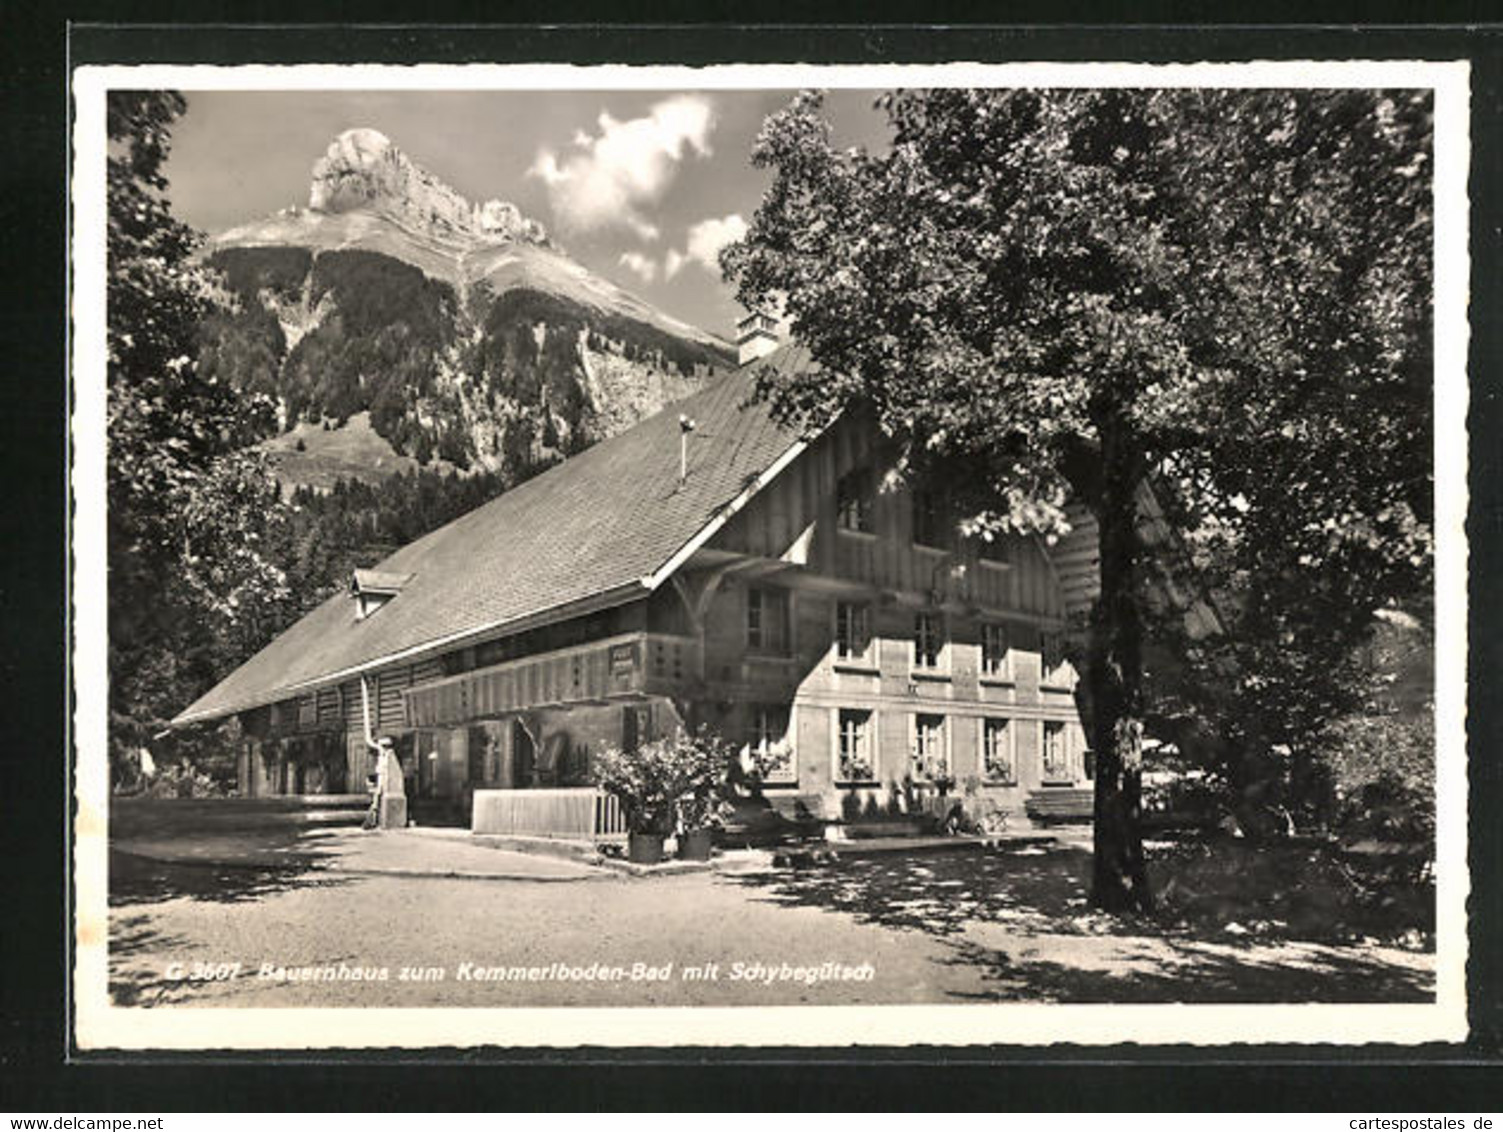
[736,307,782,366]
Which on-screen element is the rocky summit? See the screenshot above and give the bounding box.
[198,129,733,490]
[305,128,549,245]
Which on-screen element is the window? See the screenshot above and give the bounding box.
[746,587,789,654]
[835,601,873,663]
[911,714,947,780]
[983,718,1015,783]
[978,533,1012,565]
[981,623,1011,678]
[1043,720,1070,781]
[1041,631,1071,685]
[746,704,794,783]
[836,467,875,533]
[913,612,945,670]
[912,489,948,548]
[838,708,875,782]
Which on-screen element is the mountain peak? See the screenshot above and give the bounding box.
[307,127,548,246]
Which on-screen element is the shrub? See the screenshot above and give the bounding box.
[1321,710,1435,845]
[141,761,233,799]
[593,727,733,835]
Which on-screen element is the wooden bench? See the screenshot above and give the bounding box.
[1024,787,1094,824]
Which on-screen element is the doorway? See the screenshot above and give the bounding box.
[511,718,537,788]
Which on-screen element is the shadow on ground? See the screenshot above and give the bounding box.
[728,848,1098,937]
[936,936,1433,1003]
[108,848,344,906]
[108,796,363,905]
[107,852,354,1005]
[724,842,1434,1003]
[108,912,201,1006]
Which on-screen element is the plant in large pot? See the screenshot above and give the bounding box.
[672,728,736,861]
[592,737,684,864]
[594,727,734,864]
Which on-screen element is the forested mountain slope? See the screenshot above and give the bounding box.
[196,128,733,488]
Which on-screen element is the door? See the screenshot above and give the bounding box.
[416,729,440,798]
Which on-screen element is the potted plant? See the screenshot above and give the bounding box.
[673,728,736,860]
[674,794,725,860]
[594,727,735,864]
[592,737,684,864]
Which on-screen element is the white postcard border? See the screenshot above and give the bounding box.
[70,58,1472,1050]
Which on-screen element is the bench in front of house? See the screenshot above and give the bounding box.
[1023,787,1095,825]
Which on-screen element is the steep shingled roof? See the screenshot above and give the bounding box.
[173,347,816,725]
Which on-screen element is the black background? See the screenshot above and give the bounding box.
[5,6,1502,1112]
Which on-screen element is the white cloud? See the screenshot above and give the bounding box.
[663,213,748,279]
[529,95,714,238]
[617,251,659,284]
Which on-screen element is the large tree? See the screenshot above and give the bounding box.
[107,91,290,778]
[723,88,1432,911]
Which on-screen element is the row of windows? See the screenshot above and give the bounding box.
[837,708,1074,785]
[754,587,1070,683]
[742,705,1077,787]
[835,467,1010,563]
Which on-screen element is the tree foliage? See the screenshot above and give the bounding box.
[106,91,291,772]
[723,89,1432,909]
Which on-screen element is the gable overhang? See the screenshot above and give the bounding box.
[639,433,817,593]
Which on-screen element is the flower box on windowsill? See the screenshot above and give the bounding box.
[833,661,880,676]
[978,676,1016,688]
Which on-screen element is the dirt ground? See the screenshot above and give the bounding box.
[108,836,1434,1008]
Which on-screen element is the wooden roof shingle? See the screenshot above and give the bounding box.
[173,348,815,725]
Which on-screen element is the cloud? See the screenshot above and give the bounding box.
[617,251,659,284]
[529,95,714,238]
[663,213,748,280]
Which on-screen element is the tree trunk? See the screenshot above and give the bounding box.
[1087,414,1154,914]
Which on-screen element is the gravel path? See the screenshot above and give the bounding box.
[109,848,1435,1009]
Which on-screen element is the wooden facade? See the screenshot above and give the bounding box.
[654,414,1090,818]
[234,411,1092,824]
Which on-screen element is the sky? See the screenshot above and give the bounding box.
[164,89,892,339]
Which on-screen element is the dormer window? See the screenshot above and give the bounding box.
[350,569,413,620]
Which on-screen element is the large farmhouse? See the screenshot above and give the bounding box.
[175,321,1108,835]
